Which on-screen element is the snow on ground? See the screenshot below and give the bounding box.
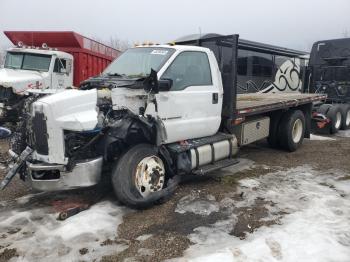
[176,194,219,216]
[222,158,255,174]
[309,134,335,141]
[337,129,350,138]
[0,198,129,261]
[175,158,255,217]
[176,166,350,262]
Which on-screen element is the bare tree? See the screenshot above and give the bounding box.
[342,28,349,38]
[108,36,131,52]
[92,36,131,52]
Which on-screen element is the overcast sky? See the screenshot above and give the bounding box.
[0,0,349,52]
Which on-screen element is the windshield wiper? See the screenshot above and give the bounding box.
[5,66,19,69]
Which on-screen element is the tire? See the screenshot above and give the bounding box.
[326,105,342,134]
[111,144,167,209]
[339,104,350,130]
[279,110,305,152]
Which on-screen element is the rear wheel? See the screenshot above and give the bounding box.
[326,105,342,134]
[279,110,305,152]
[339,104,350,130]
[112,144,167,209]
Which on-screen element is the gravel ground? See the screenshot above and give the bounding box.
[0,134,350,261]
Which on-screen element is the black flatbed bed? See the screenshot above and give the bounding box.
[236,93,326,117]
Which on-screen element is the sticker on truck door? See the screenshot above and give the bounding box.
[151,50,169,55]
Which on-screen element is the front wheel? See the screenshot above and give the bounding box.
[112,144,167,209]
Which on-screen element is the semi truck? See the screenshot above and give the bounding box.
[0,34,325,208]
[0,31,120,124]
[307,37,350,133]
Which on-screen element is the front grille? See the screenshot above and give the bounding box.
[32,112,49,155]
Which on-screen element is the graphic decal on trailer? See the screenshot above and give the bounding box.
[237,59,303,94]
[261,59,302,93]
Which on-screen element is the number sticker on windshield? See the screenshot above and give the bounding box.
[151,50,168,55]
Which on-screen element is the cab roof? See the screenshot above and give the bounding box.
[6,47,73,59]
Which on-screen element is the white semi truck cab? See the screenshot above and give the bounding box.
[1,35,326,208]
[0,46,73,122]
[0,31,120,124]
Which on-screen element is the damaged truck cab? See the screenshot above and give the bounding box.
[0,31,119,125]
[0,47,73,123]
[2,35,326,208]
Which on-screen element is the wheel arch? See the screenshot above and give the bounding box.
[100,116,166,161]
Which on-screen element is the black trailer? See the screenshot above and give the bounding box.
[307,38,350,133]
[176,34,326,150]
[175,33,308,95]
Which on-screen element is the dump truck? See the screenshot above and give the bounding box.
[307,37,350,133]
[0,31,120,124]
[1,34,326,208]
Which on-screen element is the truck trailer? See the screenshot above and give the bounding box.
[1,34,325,208]
[307,37,350,133]
[0,31,120,124]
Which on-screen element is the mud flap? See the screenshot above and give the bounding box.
[311,112,331,134]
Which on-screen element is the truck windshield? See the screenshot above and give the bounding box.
[316,67,350,81]
[103,47,175,78]
[4,52,52,72]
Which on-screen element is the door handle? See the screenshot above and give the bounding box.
[212,93,218,104]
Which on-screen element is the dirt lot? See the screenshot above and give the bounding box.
[0,133,350,261]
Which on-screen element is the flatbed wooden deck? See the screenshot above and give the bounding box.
[236,93,326,116]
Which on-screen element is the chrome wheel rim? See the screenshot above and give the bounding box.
[135,155,165,197]
[292,119,303,143]
[335,111,342,129]
[346,110,350,126]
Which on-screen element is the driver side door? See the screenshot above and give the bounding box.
[51,58,68,89]
[155,51,222,143]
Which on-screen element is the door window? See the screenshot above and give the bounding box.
[54,58,67,73]
[161,51,212,90]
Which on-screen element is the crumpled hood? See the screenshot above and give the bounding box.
[0,68,49,95]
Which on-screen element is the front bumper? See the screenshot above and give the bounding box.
[26,156,103,191]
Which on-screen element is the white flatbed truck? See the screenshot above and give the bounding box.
[1,35,326,208]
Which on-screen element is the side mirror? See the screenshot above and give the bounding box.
[158,79,173,91]
[60,68,67,74]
